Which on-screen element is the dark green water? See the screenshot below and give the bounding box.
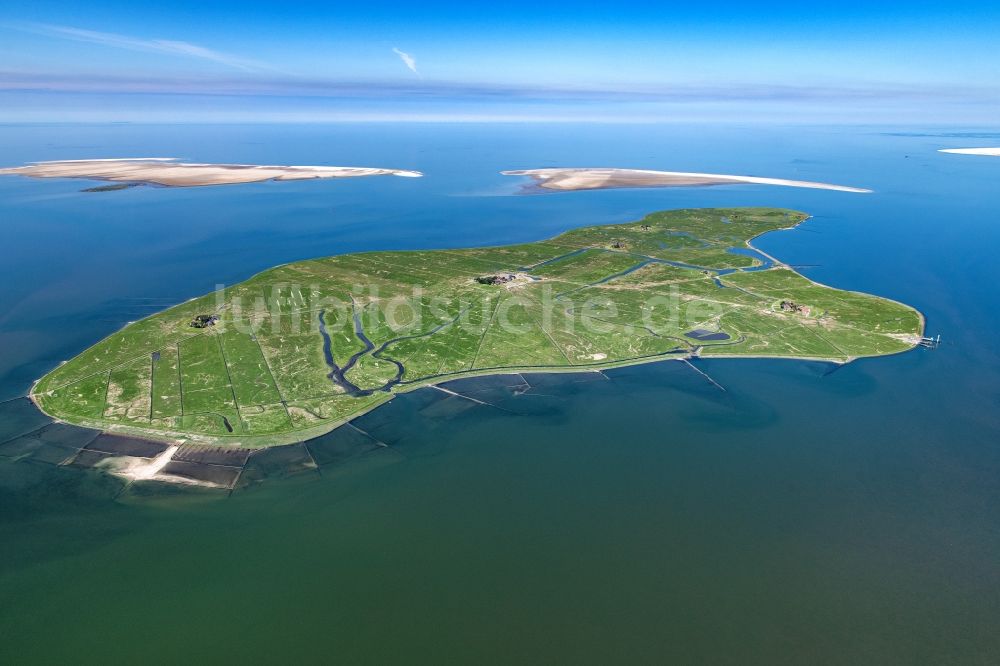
[1,124,999,663]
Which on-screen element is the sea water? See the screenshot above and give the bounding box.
[1,123,998,663]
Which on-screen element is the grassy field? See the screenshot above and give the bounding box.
[31,207,923,446]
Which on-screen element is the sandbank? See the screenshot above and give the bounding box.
[938,148,1000,157]
[502,168,871,193]
[0,158,423,187]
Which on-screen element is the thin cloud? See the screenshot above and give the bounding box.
[4,70,997,106]
[10,22,271,72]
[392,47,420,78]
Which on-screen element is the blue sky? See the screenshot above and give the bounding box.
[1,0,998,122]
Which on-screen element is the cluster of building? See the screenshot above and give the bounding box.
[190,314,220,328]
[476,274,517,286]
[779,301,810,315]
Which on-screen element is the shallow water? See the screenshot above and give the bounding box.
[1,123,999,663]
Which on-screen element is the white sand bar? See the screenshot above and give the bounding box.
[502,168,871,193]
[939,148,1000,157]
[116,445,178,482]
[0,158,423,187]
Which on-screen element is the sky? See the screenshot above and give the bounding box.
[1,0,998,123]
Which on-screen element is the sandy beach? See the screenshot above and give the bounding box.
[0,158,423,187]
[939,148,1000,156]
[502,168,872,193]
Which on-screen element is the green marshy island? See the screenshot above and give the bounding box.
[31,208,923,447]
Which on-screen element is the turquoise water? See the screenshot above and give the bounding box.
[1,124,999,663]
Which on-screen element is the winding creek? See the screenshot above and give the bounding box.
[319,302,477,395]
[318,307,384,396]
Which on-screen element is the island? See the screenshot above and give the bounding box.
[0,158,423,188]
[31,207,922,449]
[502,168,872,193]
